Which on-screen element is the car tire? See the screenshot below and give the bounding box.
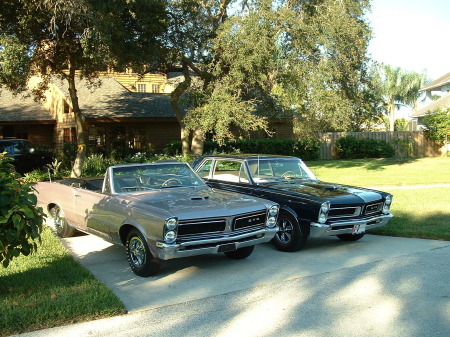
[50,205,75,238]
[336,233,365,241]
[224,245,254,259]
[126,229,161,277]
[272,211,307,252]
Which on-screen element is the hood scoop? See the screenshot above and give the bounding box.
[191,196,209,201]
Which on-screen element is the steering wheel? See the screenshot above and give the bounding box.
[162,178,183,187]
[281,171,295,179]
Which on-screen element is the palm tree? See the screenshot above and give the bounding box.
[381,65,427,131]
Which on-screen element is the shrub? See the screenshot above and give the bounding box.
[60,142,77,169]
[82,154,114,177]
[421,108,450,144]
[335,136,395,159]
[0,155,44,267]
[163,138,321,160]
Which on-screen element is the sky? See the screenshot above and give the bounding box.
[367,0,450,81]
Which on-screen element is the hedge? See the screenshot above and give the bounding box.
[335,136,395,159]
[164,138,321,161]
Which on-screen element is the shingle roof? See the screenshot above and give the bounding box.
[420,72,450,92]
[52,77,177,119]
[0,88,55,122]
[412,92,450,117]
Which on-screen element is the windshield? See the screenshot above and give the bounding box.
[111,162,205,193]
[247,158,317,183]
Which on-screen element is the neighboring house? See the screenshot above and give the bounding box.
[1,71,293,154]
[0,89,56,146]
[412,72,450,128]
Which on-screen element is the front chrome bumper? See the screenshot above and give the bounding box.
[310,213,393,237]
[154,227,278,260]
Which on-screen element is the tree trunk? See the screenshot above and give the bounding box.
[170,60,192,156]
[388,99,395,132]
[66,64,86,178]
[191,128,205,155]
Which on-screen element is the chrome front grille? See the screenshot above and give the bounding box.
[233,211,267,230]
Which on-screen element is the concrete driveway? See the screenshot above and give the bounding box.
[17,233,450,337]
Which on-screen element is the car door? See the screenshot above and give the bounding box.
[203,159,257,196]
[74,187,113,240]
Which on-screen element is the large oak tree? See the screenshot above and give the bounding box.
[0,0,167,176]
[164,0,378,153]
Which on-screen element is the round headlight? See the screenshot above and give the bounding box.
[267,217,277,228]
[321,202,330,213]
[165,230,176,243]
[165,217,178,230]
[318,213,327,224]
[385,195,392,205]
[269,205,279,217]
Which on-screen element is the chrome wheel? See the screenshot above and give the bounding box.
[272,211,307,252]
[277,217,294,244]
[128,236,146,267]
[126,229,161,277]
[50,205,75,238]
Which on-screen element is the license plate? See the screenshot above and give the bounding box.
[218,243,236,253]
[352,223,366,234]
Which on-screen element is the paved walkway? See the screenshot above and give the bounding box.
[14,235,450,337]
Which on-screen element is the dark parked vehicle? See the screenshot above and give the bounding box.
[0,139,53,174]
[192,155,393,252]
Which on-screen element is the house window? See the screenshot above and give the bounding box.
[63,101,70,114]
[137,84,147,93]
[63,128,71,143]
[88,125,106,152]
[129,126,145,149]
[151,84,160,93]
[111,126,126,149]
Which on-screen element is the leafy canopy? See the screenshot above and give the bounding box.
[179,0,378,141]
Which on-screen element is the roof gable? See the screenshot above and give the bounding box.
[420,72,450,92]
[412,92,450,117]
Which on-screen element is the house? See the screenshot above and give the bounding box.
[1,71,293,154]
[40,76,181,153]
[412,71,450,128]
[0,89,56,146]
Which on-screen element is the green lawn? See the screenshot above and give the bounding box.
[307,157,450,187]
[1,157,449,336]
[0,227,126,337]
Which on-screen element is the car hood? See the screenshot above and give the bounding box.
[260,179,383,205]
[122,186,268,219]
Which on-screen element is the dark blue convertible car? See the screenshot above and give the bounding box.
[192,155,393,252]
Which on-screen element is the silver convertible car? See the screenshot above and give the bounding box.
[34,161,279,277]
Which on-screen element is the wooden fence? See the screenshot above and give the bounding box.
[318,131,443,160]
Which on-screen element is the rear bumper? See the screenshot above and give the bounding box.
[310,213,393,237]
[154,227,278,260]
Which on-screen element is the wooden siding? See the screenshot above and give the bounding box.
[319,131,442,159]
[100,72,174,93]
